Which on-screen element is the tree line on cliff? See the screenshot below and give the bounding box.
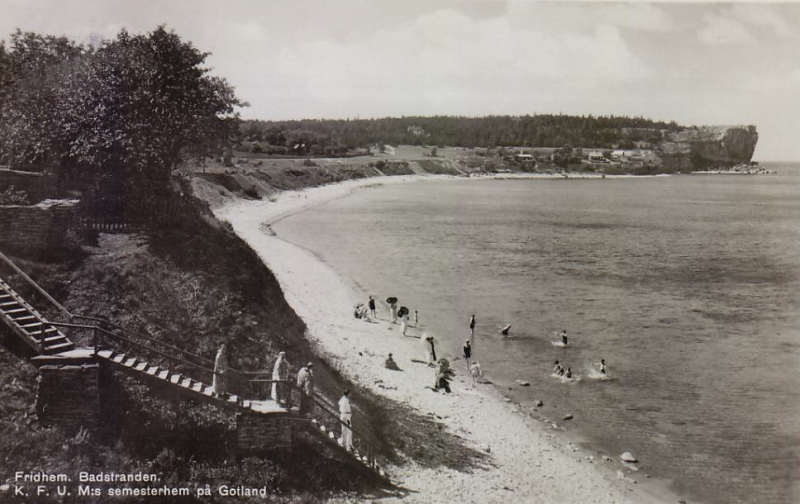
[241,115,686,156]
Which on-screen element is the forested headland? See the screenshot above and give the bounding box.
[240,115,685,156]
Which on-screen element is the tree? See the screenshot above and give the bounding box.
[0,27,243,211]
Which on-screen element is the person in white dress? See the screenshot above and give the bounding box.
[338,389,353,451]
[271,352,290,404]
[213,344,228,396]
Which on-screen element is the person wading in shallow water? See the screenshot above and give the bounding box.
[469,314,476,339]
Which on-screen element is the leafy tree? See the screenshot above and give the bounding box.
[0,26,243,211]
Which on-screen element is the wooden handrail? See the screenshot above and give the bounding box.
[0,250,72,317]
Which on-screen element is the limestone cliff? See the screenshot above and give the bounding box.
[657,125,758,171]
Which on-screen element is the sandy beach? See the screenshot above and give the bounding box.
[214,174,681,504]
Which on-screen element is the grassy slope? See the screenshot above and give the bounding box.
[0,193,486,503]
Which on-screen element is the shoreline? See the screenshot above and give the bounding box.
[214,174,684,504]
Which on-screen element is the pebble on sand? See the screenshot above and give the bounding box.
[516,380,530,386]
[620,452,638,463]
[534,400,544,407]
[562,414,573,421]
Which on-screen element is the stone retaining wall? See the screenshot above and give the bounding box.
[35,364,101,433]
[236,412,293,452]
[0,199,78,252]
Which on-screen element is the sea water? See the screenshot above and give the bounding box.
[273,165,800,504]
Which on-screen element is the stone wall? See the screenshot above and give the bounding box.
[236,412,294,452]
[0,199,78,252]
[35,363,101,433]
[0,169,56,203]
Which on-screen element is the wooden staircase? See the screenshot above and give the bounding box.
[95,348,285,413]
[0,278,75,355]
[0,262,386,481]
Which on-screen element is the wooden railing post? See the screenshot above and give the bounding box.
[93,326,98,356]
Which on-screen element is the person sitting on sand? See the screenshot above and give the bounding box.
[553,360,563,375]
[560,330,568,346]
[599,359,606,375]
[385,353,400,370]
[434,358,454,393]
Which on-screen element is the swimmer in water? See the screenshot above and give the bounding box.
[553,360,563,375]
[565,367,572,379]
[599,359,606,375]
[560,330,568,346]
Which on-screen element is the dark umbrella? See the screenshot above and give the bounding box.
[386,297,398,304]
[398,306,409,317]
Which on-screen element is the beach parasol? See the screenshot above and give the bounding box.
[398,306,409,317]
[386,297,398,304]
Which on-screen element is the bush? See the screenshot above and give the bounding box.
[0,185,31,205]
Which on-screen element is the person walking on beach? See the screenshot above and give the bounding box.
[271,351,290,404]
[390,300,398,324]
[297,362,315,415]
[213,344,228,397]
[338,389,353,451]
[414,310,419,327]
[368,296,376,320]
[469,314,476,339]
[401,311,409,336]
[463,339,472,370]
[421,334,436,365]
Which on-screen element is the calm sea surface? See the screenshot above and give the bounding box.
[274,165,800,504]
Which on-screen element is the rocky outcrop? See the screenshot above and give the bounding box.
[657,125,758,171]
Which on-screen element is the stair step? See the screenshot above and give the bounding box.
[44,342,74,353]
[0,294,12,300]
[13,315,36,322]
[21,321,43,329]
[134,362,148,372]
[180,378,192,388]
[123,358,137,367]
[0,301,21,308]
[145,366,159,376]
[170,375,181,384]
[112,353,127,363]
[157,370,170,380]
[227,395,238,403]
[4,308,28,315]
[97,350,114,359]
[42,335,68,343]
[202,387,214,396]
[192,382,204,392]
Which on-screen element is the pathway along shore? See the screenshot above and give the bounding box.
[214,174,683,504]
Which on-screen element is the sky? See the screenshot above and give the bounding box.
[1,0,799,161]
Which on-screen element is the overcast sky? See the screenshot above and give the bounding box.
[2,0,799,160]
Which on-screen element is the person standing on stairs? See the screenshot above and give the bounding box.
[339,389,353,451]
[297,362,315,415]
[271,352,290,404]
[213,344,228,397]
